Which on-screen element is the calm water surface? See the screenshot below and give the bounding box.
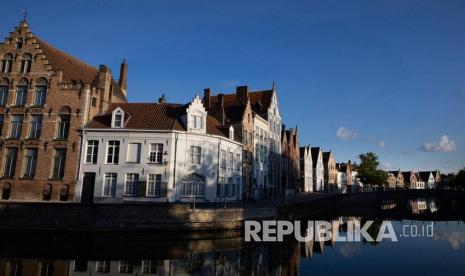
[0,197,464,276]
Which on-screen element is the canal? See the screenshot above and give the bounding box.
[0,196,464,275]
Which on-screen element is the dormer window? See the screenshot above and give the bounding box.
[112,108,124,128]
[192,112,203,129]
[185,95,207,134]
[229,126,234,140]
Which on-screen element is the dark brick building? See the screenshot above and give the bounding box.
[0,20,127,202]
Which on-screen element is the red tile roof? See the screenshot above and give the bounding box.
[86,102,227,137]
[209,90,273,118]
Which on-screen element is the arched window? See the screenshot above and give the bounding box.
[180,174,205,197]
[112,107,124,128]
[34,78,48,107]
[0,78,9,106]
[20,53,32,73]
[14,78,28,106]
[1,54,13,73]
[16,38,23,49]
[57,106,71,139]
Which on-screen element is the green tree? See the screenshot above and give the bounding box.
[355,152,388,188]
[455,168,465,190]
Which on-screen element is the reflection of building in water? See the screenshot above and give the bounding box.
[428,199,438,213]
[0,259,68,276]
[69,251,241,275]
[301,239,314,259]
[381,200,397,210]
[409,198,428,214]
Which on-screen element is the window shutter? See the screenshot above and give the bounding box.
[127,143,141,163]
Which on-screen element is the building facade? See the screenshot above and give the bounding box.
[311,147,324,192]
[75,96,243,203]
[336,161,353,192]
[281,126,299,195]
[0,20,126,202]
[322,151,337,191]
[402,171,418,189]
[299,146,313,193]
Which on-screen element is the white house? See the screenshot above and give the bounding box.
[419,171,435,189]
[311,147,324,191]
[299,146,313,192]
[74,96,243,203]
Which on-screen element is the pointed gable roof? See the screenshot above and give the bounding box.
[311,147,321,167]
[323,151,332,164]
[209,89,274,119]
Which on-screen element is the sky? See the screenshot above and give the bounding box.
[2,0,464,173]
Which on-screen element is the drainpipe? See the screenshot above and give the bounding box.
[173,133,178,202]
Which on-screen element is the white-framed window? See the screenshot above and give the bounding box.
[14,85,27,106]
[103,173,117,197]
[192,113,203,129]
[146,174,162,197]
[85,140,99,164]
[10,114,23,138]
[126,143,141,163]
[28,115,42,139]
[189,146,201,165]
[220,150,226,168]
[95,261,110,273]
[34,84,47,107]
[112,108,124,128]
[180,174,205,197]
[52,148,66,179]
[0,84,8,106]
[228,152,234,171]
[3,148,18,177]
[23,148,38,178]
[149,143,163,164]
[119,260,133,273]
[106,141,120,164]
[20,53,32,73]
[124,173,139,196]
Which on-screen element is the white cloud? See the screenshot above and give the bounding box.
[377,141,385,148]
[421,135,457,152]
[336,127,358,140]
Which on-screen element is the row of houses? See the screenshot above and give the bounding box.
[0,20,443,204]
[386,170,443,190]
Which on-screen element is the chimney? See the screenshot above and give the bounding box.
[217,93,225,125]
[119,59,128,98]
[158,94,166,103]
[236,86,248,104]
[203,88,211,110]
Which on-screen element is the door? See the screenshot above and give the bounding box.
[81,172,96,204]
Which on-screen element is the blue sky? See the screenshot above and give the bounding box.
[2,0,464,173]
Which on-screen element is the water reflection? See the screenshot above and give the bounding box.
[0,197,464,276]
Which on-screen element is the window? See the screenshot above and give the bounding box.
[220,150,226,168]
[85,140,99,164]
[9,115,23,138]
[126,143,141,163]
[56,114,70,139]
[20,53,32,73]
[103,173,117,197]
[106,141,120,164]
[1,54,13,73]
[52,149,66,179]
[180,174,205,197]
[0,85,8,106]
[236,154,241,171]
[73,260,88,272]
[8,260,22,276]
[147,174,162,196]
[149,143,163,163]
[95,261,110,273]
[23,148,38,178]
[112,109,123,128]
[124,173,139,195]
[228,152,234,171]
[34,84,47,107]
[92,97,97,107]
[39,261,53,276]
[142,260,159,274]
[3,148,18,177]
[15,85,27,106]
[190,146,201,165]
[119,261,134,274]
[28,115,42,139]
[16,38,23,49]
[192,114,203,129]
[0,114,3,135]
